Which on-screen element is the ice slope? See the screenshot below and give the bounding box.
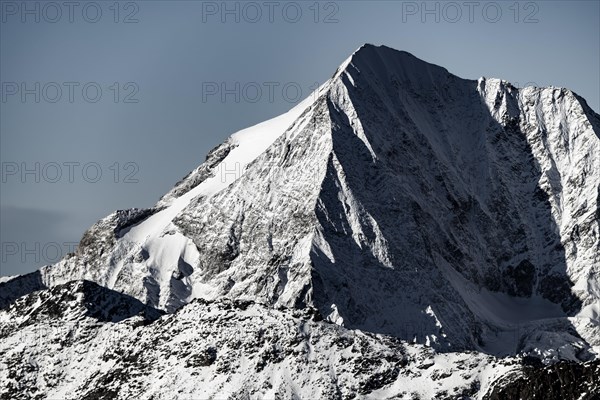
[32,81,329,311]
[117,83,328,302]
[3,44,598,361]
[128,82,327,242]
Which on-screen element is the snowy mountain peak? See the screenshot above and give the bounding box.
[3,44,599,361]
[334,44,453,90]
[2,44,600,399]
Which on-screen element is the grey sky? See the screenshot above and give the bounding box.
[1,0,599,276]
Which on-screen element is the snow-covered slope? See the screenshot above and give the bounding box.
[2,280,598,399]
[1,44,599,398]
[0,280,517,399]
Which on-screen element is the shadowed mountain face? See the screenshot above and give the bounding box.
[0,280,163,327]
[0,271,46,310]
[311,46,590,352]
[2,45,598,360]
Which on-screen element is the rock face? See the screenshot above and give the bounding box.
[1,44,599,398]
[484,360,600,400]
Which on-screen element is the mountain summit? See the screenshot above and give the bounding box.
[2,44,599,398]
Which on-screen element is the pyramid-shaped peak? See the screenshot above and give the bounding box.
[336,44,452,84]
[352,43,416,59]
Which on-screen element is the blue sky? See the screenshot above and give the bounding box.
[1,0,599,276]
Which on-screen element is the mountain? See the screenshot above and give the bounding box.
[1,44,599,398]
